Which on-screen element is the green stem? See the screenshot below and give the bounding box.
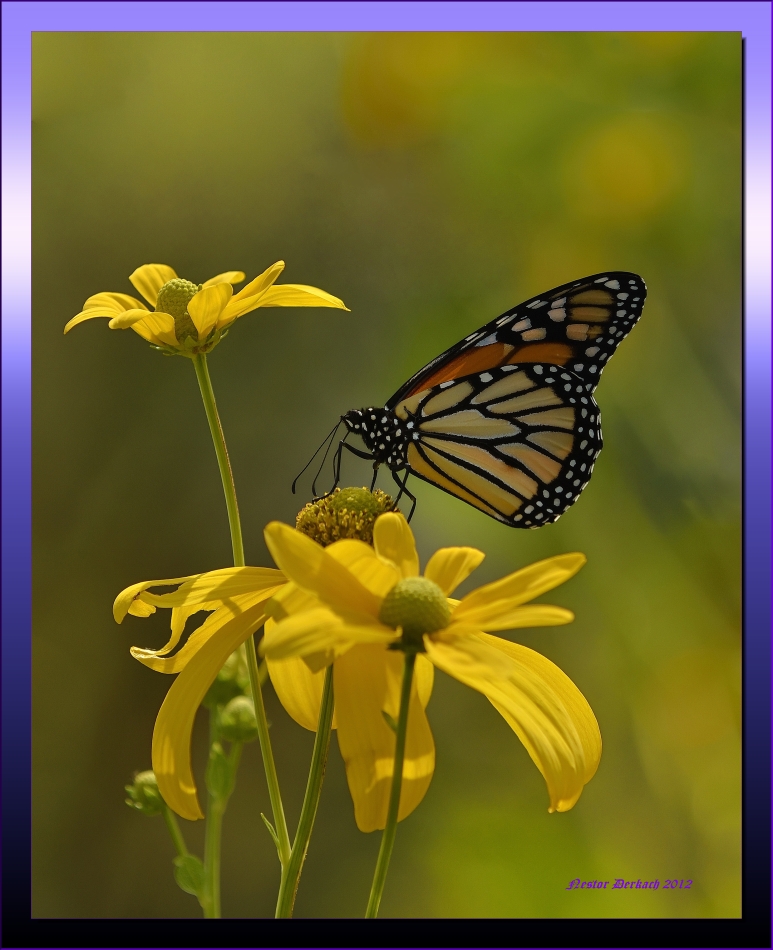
[161,806,189,858]
[203,797,225,918]
[246,635,292,866]
[275,665,335,918]
[192,353,245,566]
[192,353,291,885]
[365,650,417,918]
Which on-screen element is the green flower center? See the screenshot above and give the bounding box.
[296,487,396,546]
[155,278,201,319]
[378,576,450,649]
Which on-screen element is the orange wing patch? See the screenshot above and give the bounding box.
[506,343,573,365]
[408,343,513,396]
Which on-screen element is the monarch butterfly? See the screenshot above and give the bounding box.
[302,272,646,527]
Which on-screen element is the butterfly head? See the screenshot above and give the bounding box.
[342,407,409,470]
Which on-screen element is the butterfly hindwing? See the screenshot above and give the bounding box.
[392,362,603,527]
[387,271,646,408]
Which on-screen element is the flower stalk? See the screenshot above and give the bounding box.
[275,664,335,918]
[365,649,417,918]
[192,352,291,907]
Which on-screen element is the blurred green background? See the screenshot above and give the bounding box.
[33,32,740,918]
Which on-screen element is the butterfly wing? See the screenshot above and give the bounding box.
[392,363,602,527]
[386,271,646,407]
[385,272,645,527]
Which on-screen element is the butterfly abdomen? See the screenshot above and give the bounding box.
[343,408,410,471]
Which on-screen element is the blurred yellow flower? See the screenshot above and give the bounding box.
[64,260,349,356]
[261,513,601,832]
[114,567,285,820]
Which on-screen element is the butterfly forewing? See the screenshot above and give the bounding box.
[387,271,646,407]
[392,363,603,527]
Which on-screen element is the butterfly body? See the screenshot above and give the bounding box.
[326,272,645,527]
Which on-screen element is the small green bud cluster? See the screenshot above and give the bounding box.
[125,770,164,816]
[379,576,451,651]
[203,649,250,709]
[296,487,397,546]
[219,695,260,743]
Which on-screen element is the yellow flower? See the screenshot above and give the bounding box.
[114,566,285,820]
[261,513,601,832]
[64,261,349,356]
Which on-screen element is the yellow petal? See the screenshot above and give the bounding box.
[261,607,394,661]
[264,522,381,620]
[188,282,233,337]
[231,261,285,302]
[129,312,178,348]
[130,602,211,664]
[64,292,148,333]
[133,590,278,673]
[152,599,269,820]
[334,644,435,832]
[114,574,204,623]
[373,513,419,578]
[265,582,322,621]
[108,309,154,329]
[129,264,178,307]
[453,603,575,631]
[424,546,485,595]
[201,271,245,288]
[141,567,284,609]
[265,619,337,731]
[254,283,350,310]
[415,652,434,709]
[454,553,586,620]
[326,539,400,598]
[425,634,597,813]
[128,600,156,618]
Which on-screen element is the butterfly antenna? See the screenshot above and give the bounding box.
[312,422,346,497]
[292,420,341,494]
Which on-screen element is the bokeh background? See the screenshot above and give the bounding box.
[33,32,741,918]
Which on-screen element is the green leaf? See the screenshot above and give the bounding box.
[205,742,234,800]
[261,812,281,857]
[173,854,205,897]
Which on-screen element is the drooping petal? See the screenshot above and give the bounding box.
[453,553,586,621]
[108,309,155,329]
[129,264,178,307]
[231,261,285,302]
[424,547,486,595]
[334,644,435,832]
[477,632,601,797]
[261,606,394,662]
[114,574,204,623]
[326,539,400,598]
[414,652,434,709]
[130,603,213,664]
[424,634,595,813]
[128,312,178,348]
[64,292,149,333]
[152,599,269,820]
[255,283,350,311]
[373,513,419,578]
[264,619,337,731]
[264,522,382,620]
[140,567,284,610]
[133,590,278,673]
[265,582,322,621]
[201,271,245,288]
[187,282,233,337]
[454,603,575,631]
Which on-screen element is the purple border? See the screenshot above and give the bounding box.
[4,0,769,936]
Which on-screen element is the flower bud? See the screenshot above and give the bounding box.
[125,770,164,816]
[379,576,450,650]
[203,649,249,709]
[219,695,259,743]
[296,487,397,546]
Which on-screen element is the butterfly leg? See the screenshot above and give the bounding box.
[391,470,417,522]
[316,441,377,500]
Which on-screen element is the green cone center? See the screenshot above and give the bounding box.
[155,278,201,319]
[378,576,450,647]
